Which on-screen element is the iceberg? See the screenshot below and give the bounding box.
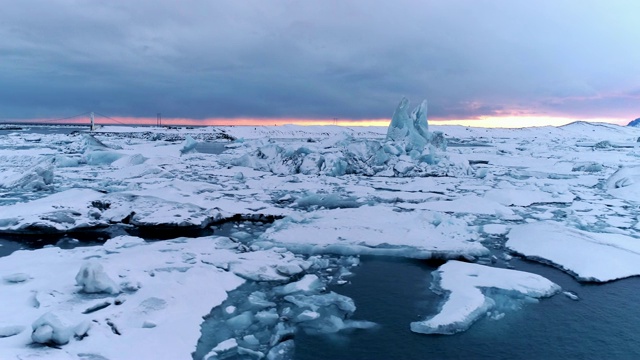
[410,261,559,335]
[224,98,461,177]
[386,97,430,153]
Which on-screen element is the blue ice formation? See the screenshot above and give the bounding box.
[386,97,430,152]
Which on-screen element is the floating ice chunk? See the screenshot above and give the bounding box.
[563,291,580,301]
[284,292,356,313]
[482,224,510,236]
[248,291,277,310]
[204,338,239,359]
[276,263,305,276]
[255,309,279,326]
[295,310,321,322]
[266,339,294,360]
[226,311,254,332]
[410,261,559,335]
[276,274,323,295]
[75,261,120,294]
[238,346,265,359]
[507,222,640,282]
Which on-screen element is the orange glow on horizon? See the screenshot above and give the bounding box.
[5,115,629,128]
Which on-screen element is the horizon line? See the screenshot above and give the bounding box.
[0,115,631,129]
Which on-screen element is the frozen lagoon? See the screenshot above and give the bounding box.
[2,109,640,358]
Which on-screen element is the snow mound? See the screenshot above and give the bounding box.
[507,222,640,282]
[605,166,640,202]
[410,261,559,335]
[31,312,89,346]
[75,261,120,294]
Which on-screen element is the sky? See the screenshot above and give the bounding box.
[1,0,639,127]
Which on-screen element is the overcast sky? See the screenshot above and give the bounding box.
[1,0,639,124]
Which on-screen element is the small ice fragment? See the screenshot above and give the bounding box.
[266,339,295,360]
[238,346,265,359]
[255,309,279,326]
[226,311,254,331]
[563,291,580,301]
[276,263,304,276]
[204,338,238,360]
[142,321,157,329]
[82,301,112,314]
[295,310,320,322]
[248,291,276,310]
[276,274,323,295]
[74,320,91,339]
[225,306,236,314]
[242,334,260,347]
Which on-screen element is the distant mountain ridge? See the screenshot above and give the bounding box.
[628,118,640,127]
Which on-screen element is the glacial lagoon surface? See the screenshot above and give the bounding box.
[1,122,640,359]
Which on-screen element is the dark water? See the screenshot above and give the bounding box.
[295,257,640,360]
[0,239,25,257]
[0,125,89,135]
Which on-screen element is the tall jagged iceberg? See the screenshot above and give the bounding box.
[226,97,462,177]
[386,97,430,152]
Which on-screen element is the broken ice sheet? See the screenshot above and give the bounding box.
[258,206,488,259]
[0,235,316,359]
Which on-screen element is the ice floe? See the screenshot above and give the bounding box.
[258,206,488,259]
[507,222,640,282]
[411,260,560,334]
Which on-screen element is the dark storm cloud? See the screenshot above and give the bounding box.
[1,0,639,121]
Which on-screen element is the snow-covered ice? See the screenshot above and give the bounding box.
[411,261,560,335]
[507,222,640,282]
[2,107,640,357]
[0,235,311,359]
[258,206,488,259]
